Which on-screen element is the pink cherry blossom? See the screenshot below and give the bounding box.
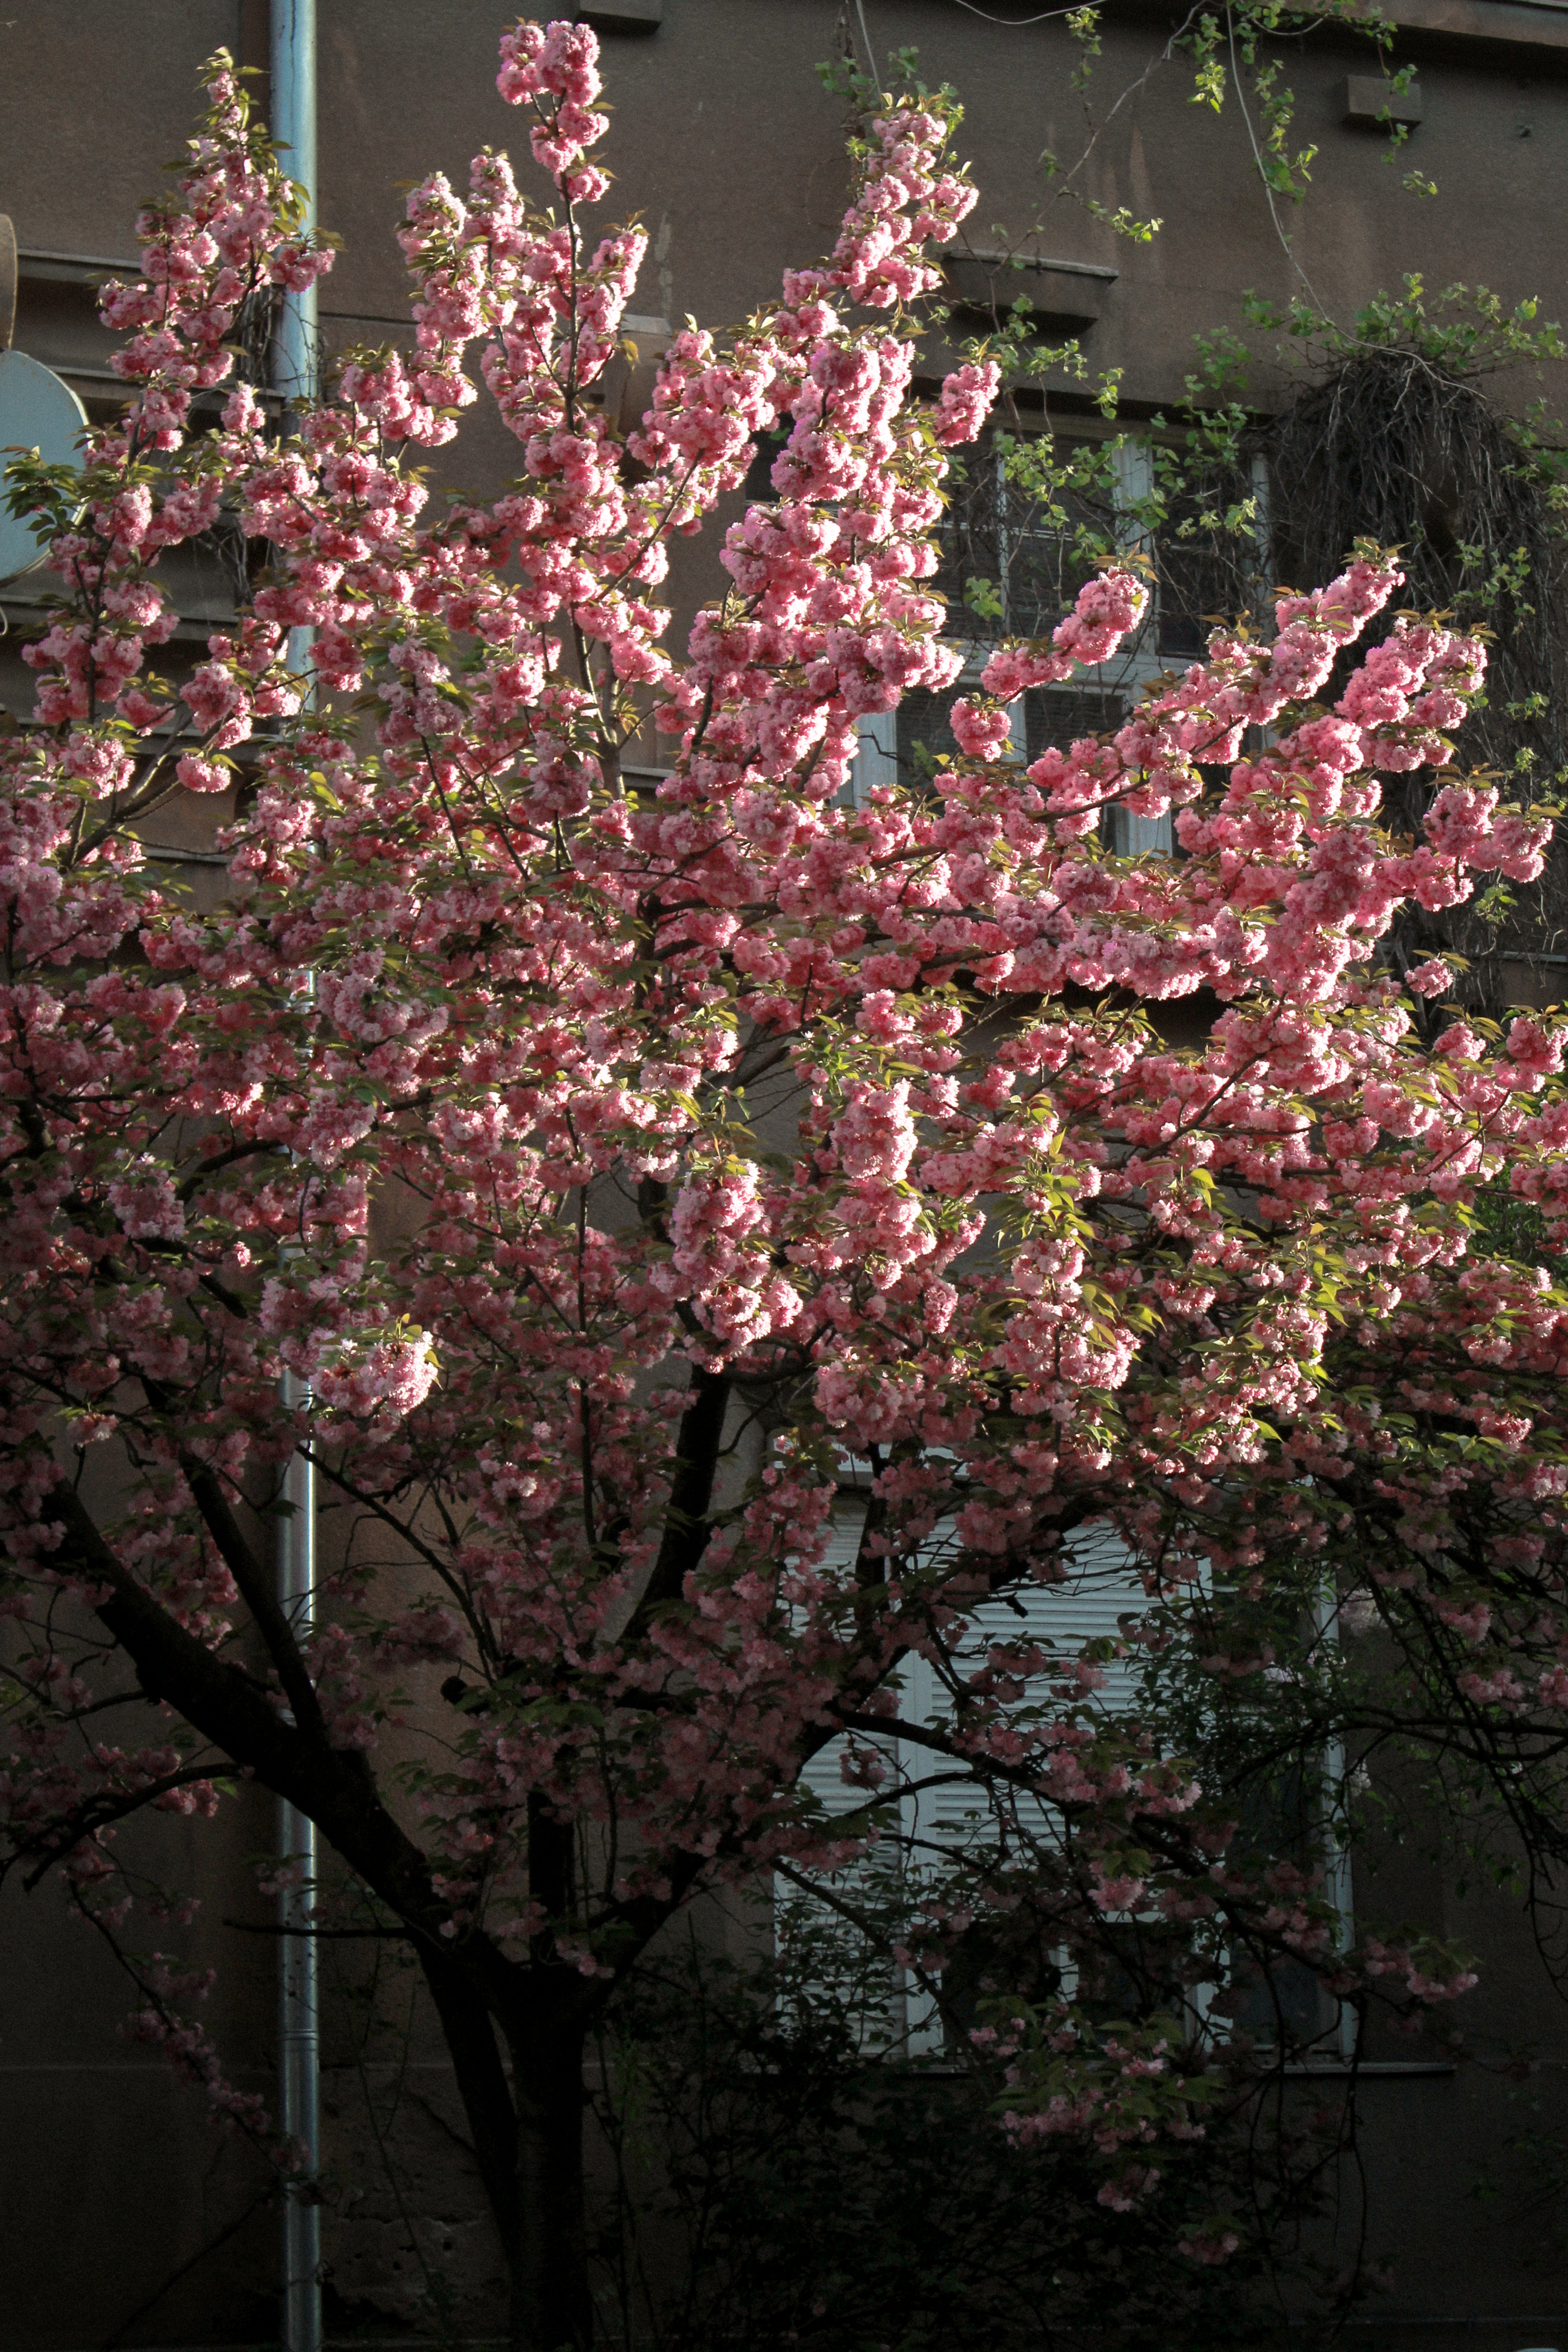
[0,18,1559,2312]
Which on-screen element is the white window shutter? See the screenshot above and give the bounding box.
[783,1508,1148,2054]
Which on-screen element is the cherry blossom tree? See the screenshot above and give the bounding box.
[2,19,1566,2346]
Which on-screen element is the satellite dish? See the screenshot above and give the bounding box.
[0,348,88,586]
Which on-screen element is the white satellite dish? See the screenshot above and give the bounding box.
[0,348,88,586]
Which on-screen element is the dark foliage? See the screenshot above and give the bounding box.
[1269,340,1568,997]
[588,1922,1347,2352]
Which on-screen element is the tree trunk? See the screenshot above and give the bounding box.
[419,1949,521,2258]
[421,1951,595,2352]
[508,2009,593,2352]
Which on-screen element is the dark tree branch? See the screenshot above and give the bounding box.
[16,1764,226,1890]
[623,1368,731,1639]
[30,1481,526,2017]
[138,1374,326,1740]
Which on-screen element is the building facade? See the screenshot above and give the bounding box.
[4,2,1568,2344]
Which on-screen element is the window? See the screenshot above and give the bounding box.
[878,673,1173,857]
[892,681,967,792]
[787,1509,1357,2067]
[855,426,1271,849]
[933,432,1151,653]
[1186,1582,1357,2063]
[784,1506,1149,2056]
[1151,449,1273,664]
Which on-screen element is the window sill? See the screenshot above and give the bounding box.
[1282,2059,1456,2077]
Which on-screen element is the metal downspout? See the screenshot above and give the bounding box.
[276,1375,322,2352]
[1312,1583,1358,2064]
[270,7,321,2351]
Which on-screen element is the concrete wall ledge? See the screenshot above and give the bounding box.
[1388,0,1568,53]
[1102,0,1568,64]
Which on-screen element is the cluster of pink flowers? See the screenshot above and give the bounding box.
[0,12,1562,2230]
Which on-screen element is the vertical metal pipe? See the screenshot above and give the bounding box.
[276,1373,322,2352]
[271,0,319,407]
[272,7,321,2349]
[1312,1583,1358,2064]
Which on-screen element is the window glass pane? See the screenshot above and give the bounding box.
[1152,453,1265,660]
[1022,686,1124,762]
[895,682,964,789]
[937,436,1112,649]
